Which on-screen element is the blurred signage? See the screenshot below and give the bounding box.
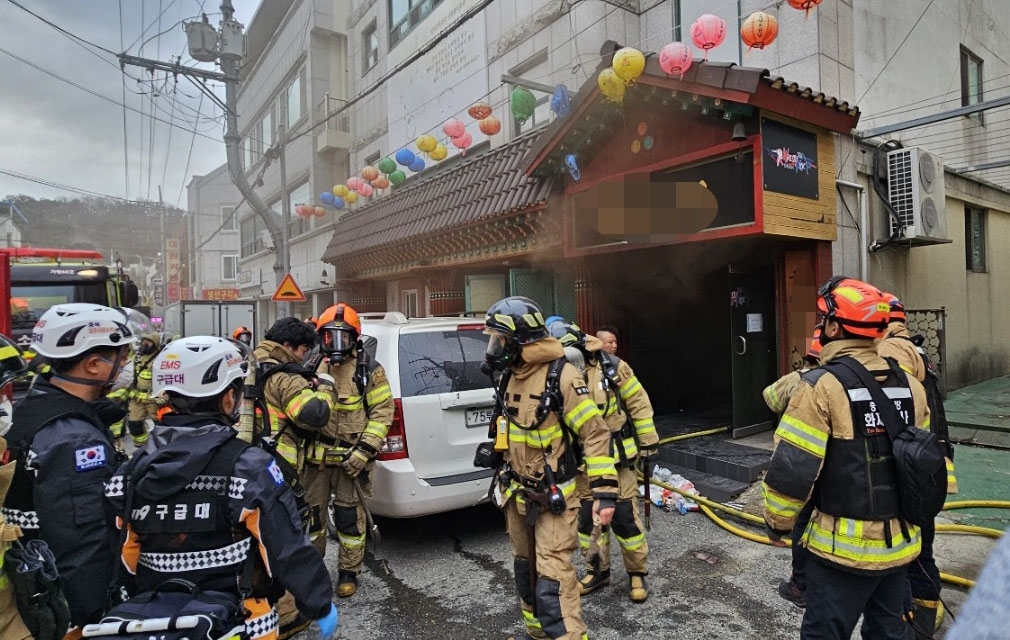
[203,288,240,301]
[153,285,165,307]
[167,283,181,303]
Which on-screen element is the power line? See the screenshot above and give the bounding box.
[855,0,937,105]
[176,92,204,207]
[5,0,119,56]
[119,0,131,200]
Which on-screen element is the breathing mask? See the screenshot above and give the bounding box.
[481,330,519,375]
[319,325,356,364]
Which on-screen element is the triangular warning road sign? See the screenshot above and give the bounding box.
[272,274,306,302]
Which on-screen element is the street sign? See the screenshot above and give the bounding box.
[153,285,165,307]
[272,274,306,302]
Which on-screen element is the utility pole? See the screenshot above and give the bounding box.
[119,1,293,319]
[274,124,291,318]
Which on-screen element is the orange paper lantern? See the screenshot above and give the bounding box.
[371,176,389,190]
[468,101,492,120]
[479,115,501,136]
[787,0,823,18]
[361,165,379,181]
[741,11,778,51]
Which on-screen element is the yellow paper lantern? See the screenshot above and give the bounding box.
[597,68,625,103]
[416,134,438,153]
[430,143,448,161]
[345,191,358,204]
[612,47,646,85]
[332,184,349,197]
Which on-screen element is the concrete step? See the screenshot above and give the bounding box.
[649,462,751,503]
[657,434,771,484]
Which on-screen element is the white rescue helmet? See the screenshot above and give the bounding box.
[152,336,247,398]
[31,303,135,359]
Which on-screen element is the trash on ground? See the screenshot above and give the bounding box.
[641,465,700,514]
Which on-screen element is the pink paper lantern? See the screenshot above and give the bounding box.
[347,176,364,191]
[443,118,466,139]
[451,131,473,156]
[659,42,693,80]
[359,183,374,197]
[691,13,727,60]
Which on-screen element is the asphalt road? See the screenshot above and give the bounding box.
[302,495,969,640]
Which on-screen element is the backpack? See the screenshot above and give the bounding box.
[829,357,947,527]
[911,336,953,459]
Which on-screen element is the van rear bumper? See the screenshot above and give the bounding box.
[368,458,493,518]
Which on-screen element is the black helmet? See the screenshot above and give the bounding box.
[484,296,549,344]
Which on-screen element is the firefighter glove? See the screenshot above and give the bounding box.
[341,446,371,478]
[316,373,335,391]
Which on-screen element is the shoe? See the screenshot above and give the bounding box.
[277,613,311,640]
[629,575,648,603]
[777,579,806,608]
[525,626,548,640]
[909,599,941,638]
[578,569,610,596]
[336,570,358,598]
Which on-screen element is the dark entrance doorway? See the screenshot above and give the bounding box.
[729,263,778,436]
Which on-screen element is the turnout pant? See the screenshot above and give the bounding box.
[302,462,370,573]
[801,557,907,640]
[907,518,941,601]
[505,498,587,640]
[576,466,647,575]
[791,501,816,590]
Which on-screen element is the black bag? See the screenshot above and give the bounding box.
[3,538,72,640]
[83,579,244,640]
[834,358,947,527]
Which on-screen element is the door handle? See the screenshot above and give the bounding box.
[735,336,747,356]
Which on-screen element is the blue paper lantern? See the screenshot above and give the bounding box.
[333,196,345,210]
[565,154,580,182]
[409,156,425,173]
[320,192,335,206]
[551,84,572,118]
[395,148,416,166]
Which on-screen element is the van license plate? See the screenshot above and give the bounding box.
[465,408,495,428]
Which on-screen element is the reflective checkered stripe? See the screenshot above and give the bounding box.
[565,399,601,435]
[366,383,391,407]
[106,475,125,498]
[1,507,39,530]
[805,519,921,567]
[245,608,279,639]
[187,475,229,492]
[107,475,242,499]
[138,537,251,573]
[762,483,805,520]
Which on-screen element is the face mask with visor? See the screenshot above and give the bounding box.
[319,325,357,363]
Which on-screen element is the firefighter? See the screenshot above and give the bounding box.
[234,325,253,346]
[251,317,333,637]
[2,304,133,635]
[595,325,619,356]
[485,297,618,640]
[123,332,164,447]
[762,278,930,639]
[876,296,926,381]
[548,319,659,603]
[304,303,393,598]
[104,336,338,640]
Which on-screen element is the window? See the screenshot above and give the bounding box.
[402,289,418,318]
[240,214,264,258]
[510,50,552,137]
[389,0,444,48]
[222,255,238,281]
[288,181,311,237]
[363,22,379,72]
[243,136,254,169]
[965,207,986,272]
[286,71,304,127]
[221,206,237,231]
[260,108,274,150]
[364,151,380,166]
[396,328,493,397]
[961,46,983,122]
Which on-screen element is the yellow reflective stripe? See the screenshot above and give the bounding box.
[0,345,18,360]
[762,483,804,519]
[275,440,298,467]
[566,399,601,433]
[337,532,366,549]
[616,531,645,551]
[619,376,642,400]
[633,417,655,435]
[558,477,577,499]
[763,384,783,413]
[334,396,364,411]
[922,417,931,429]
[521,609,542,629]
[366,383,391,406]
[364,420,389,440]
[613,437,638,460]
[602,398,618,417]
[513,477,577,504]
[509,424,562,448]
[777,415,828,458]
[806,520,921,565]
[585,455,617,478]
[139,370,152,380]
[578,532,591,548]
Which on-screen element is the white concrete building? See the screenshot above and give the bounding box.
[186,164,242,298]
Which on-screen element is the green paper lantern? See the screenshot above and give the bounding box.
[389,169,407,186]
[511,86,536,125]
[377,157,397,174]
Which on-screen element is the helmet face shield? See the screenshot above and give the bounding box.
[486,331,509,359]
[320,326,356,354]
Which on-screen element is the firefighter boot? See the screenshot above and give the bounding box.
[909,599,941,638]
[336,570,358,598]
[277,614,311,640]
[578,569,610,595]
[629,574,647,603]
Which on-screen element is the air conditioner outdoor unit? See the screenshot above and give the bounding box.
[260,229,275,250]
[885,147,949,245]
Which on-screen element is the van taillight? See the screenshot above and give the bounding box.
[378,398,408,460]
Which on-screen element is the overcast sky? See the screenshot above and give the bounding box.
[0,0,259,208]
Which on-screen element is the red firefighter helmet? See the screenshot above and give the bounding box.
[816,277,890,339]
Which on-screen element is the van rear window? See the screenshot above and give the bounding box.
[397,329,492,397]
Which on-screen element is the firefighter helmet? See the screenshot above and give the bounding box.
[882,292,906,324]
[232,326,252,345]
[31,304,135,360]
[546,318,586,349]
[806,326,823,361]
[152,336,248,398]
[484,297,549,344]
[817,277,890,339]
[317,303,361,356]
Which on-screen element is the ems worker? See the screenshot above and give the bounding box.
[549,319,659,603]
[485,297,618,640]
[104,337,338,640]
[304,303,393,597]
[764,328,822,608]
[234,325,253,346]
[878,294,956,636]
[2,304,133,635]
[762,278,930,639]
[123,332,163,447]
[251,317,333,637]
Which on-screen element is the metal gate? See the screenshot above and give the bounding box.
[509,269,554,315]
[905,308,946,393]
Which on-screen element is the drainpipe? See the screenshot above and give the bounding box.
[835,180,868,282]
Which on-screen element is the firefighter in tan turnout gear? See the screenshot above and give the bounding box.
[305,303,393,598]
[480,297,618,640]
[124,332,164,446]
[548,319,659,603]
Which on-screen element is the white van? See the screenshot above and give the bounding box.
[357,312,496,517]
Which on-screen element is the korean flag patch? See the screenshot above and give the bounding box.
[267,460,285,486]
[75,445,107,472]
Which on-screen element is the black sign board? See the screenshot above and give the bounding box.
[761,118,819,199]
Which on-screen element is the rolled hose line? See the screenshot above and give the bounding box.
[643,475,999,588]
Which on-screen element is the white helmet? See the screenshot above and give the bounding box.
[152,336,247,398]
[31,303,135,359]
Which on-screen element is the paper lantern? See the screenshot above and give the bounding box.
[430,144,448,161]
[332,184,349,197]
[468,102,492,120]
[347,176,364,191]
[409,156,425,173]
[416,134,437,153]
[371,176,389,190]
[294,204,307,217]
[313,206,326,218]
[787,0,823,17]
[597,68,625,103]
[741,11,778,51]
[395,148,416,166]
[377,157,396,174]
[443,118,466,139]
[361,165,379,181]
[551,84,571,118]
[388,169,406,186]
[345,191,358,204]
[479,115,501,136]
[659,42,693,80]
[320,192,335,206]
[359,183,374,197]
[691,13,727,60]
[612,47,646,85]
[451,131,473,156]
[333,196,345,210]
[510,86,536,124]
